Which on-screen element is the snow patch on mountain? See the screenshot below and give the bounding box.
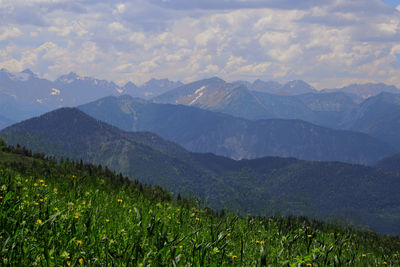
[51,88,61,96]
[190,86,206,105]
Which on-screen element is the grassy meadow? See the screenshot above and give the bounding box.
[1,142,400,266]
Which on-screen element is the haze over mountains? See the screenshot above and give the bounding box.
[1,68,400,162]
[0,69,183,125]
[2,107,400,234]
[79,95,394,165]
[153,77,400,151]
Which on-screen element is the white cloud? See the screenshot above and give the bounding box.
[108,22,127,32]
[0,0,400,88]
[0,26,22,41]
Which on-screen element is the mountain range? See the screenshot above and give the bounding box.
[0,69,182,124]
[2,68,400,132]
[79,95,395,165]
[153,78,400,150]
[1,107,400,234]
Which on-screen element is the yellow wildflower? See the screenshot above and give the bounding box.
[82,201,86,205]
[258,230,262,233]
[307,235,312,238]
[44,197,48,200]
[362,254,366,257]
[76,240,83,246]
[40,179,44,183]
[37,219,42,224]
[74,215,79,219]
[34,202,39,206]
[54,207,58,211]
[195,217,200,221]
[179,245,183,249]
[72,175,77,179]
[53,188,57,192]
[78,258,84,265]
[129,209,132,213]
[307,264,312,267]
[66,262,71,266]
[117,199,123,203]
[122,205,126,208]
[260,241,265,245]
[105,219,110,222]
[232,255,238,259]
[227,233,231,237]
[256,240,260,244]
[40,199,43,202]
[25,194,28,198]
[34,183,38,187]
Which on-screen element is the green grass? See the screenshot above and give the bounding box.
[1,146,400,266]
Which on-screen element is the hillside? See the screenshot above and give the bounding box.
[341,92,400,150]
[153,77,274,120]
[2,108,400,234]
[1,141,400,265]
[376,153,400,172]
[79,95,394,165]
[152,78,358,129]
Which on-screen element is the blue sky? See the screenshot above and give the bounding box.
[0,0,400,88]
[382,0,400,7]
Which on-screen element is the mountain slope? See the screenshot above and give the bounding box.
[0,108,211,192]
[336,83,400,99]
[341,92,400,150]
[376,153,400,172]
[2,144,400,266]
[3,108,400,234]
[153,78,358,128]
[79,95,395,165]
[153,77,274,120]
[237,79,316,95]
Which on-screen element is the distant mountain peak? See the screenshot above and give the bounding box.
[124,81,137,88]
[206,76,225,83]
[4,69,39,82]
[56,72,83,84]
[21,69,36,75]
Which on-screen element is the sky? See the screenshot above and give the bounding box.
[0,0,400,89]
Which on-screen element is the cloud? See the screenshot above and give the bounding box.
[0,0,400,88]
[149,0,334,10]
[0,26,22,41]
